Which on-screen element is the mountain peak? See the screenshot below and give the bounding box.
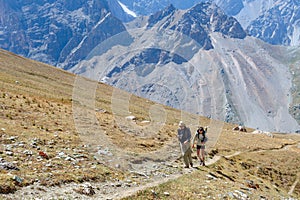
[144,1,246,50]
[147,3,177,28]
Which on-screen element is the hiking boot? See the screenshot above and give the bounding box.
[200,159,205,166]
[190,163,193,168]
[184,165,189,168]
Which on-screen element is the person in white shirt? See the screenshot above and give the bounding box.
[177,121,193,168]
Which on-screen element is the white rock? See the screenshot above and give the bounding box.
[126,115,136,120]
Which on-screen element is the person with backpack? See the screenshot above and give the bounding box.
[177,121,193,168]
[192,127,207,166]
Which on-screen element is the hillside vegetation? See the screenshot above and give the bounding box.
[0,49,299,199]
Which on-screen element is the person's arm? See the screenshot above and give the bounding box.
[201,131,206,144]
[184,128,191,144]
[192,132,197,148]
[177,129,181,142]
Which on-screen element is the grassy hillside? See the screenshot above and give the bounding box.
[0,49,299,199]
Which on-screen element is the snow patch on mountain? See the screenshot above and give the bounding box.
[118,1,137,17]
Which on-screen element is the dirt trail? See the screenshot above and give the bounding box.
[105,142,300,200]
[2,141,299,200]
[104,150,242,200]
[289,174,299,195]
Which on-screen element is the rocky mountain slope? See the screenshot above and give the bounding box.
[217,0,300,46]
[120,0,300,46]
[0,49,299,199]
[246,0,300,46]
[1,0,299,65]
[71,2,300,133]
[0,0,127,69]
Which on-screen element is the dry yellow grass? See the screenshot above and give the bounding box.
[0,50,123,193]
[0,49,195,194]
[0,49,299,199]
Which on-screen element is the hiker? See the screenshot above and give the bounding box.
[192,127,207,166]
[177,121,193,168]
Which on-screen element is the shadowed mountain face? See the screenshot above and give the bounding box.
[71,2,300,133]
[0,0,127,69]
[246,0,300,46]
